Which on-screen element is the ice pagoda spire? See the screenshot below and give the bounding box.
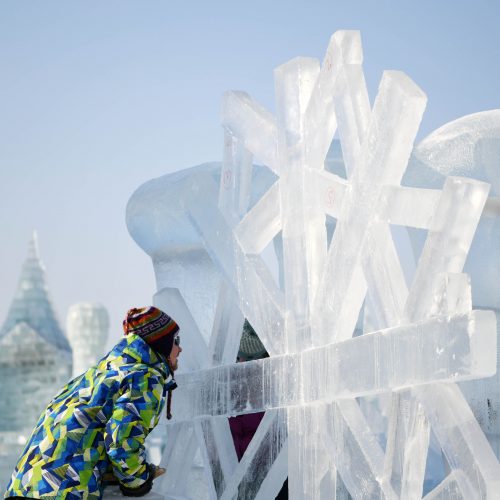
[28,229,40,260]
[0,232,71,352]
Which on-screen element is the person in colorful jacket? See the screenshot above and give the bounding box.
[4,306,182,500]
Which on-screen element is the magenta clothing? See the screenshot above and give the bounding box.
[228,412,265,460]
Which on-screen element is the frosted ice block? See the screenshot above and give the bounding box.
[312,169,347,220]
[153,287,209,371]
[314,70,427,345]
[220,409,288,500]
[188,193,286,356]
[221,91,279,173]
[422,470,471,500]
[173,311,494,421]
[332,63,370,176]
[210,130,253,368]
[275,57,324,352]
[194,418,238,499]
[156,422,200,497]
[218,131,253,226]
[380,185,441,229]
[323,399,396,499]
[405,177,490,322]
[414,383,500,498]
[382,391,429,499]
[287,405,333,500]
[235,181,281,255]
[208,282,245,366]
[361,222,408,329]
[304,30,363,169]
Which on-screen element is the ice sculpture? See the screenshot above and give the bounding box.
[0,232,72,431]
[126,31,500,499]
[66,303,109,377]
[0,233,72,490]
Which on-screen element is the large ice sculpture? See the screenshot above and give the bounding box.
[66,303,109,377]
[0,233,72,490]
[126,32,500,499]
[0,232,72,431]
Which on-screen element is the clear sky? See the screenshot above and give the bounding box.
[1,0,499,349]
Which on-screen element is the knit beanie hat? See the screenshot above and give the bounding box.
[237,319,268,361]
[123,306,179,358]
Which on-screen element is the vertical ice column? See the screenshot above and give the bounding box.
[399,176,499,498]
[209,132,253,367]
[287,404,332,499]
[274,56,321,353]
[66,303,109,377]
[323,399,397,499]
[278,33,366,500]
[219,410,288,500]
[201,132,255,497]
[382,391,430,499]
[405,177,490,322]
[304,30,362,170]
[155,423,201,498]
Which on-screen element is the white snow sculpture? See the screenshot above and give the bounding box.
[127,31,500,499]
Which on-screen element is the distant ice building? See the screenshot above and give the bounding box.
[0,233,72,489]
[67,303,109,377]
[0,233,72,434]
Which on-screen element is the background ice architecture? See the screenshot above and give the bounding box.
[67,303,109,378]
[125,31,500,499]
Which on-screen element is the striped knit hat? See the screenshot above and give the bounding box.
[123,306,179,358]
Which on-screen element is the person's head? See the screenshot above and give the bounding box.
[123,306,181,370]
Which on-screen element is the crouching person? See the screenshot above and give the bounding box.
[4,306,182,499]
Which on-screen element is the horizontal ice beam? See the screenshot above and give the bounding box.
[235,176,442,256]
[172,310,496,422]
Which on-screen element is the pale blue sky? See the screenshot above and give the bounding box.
[1,1,499,348]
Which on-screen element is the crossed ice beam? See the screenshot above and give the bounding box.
[157,31,500,499]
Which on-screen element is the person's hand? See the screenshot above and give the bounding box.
[150,464,166,478]
[118,463,165,497]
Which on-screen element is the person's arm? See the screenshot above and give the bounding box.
[104,368,164,495]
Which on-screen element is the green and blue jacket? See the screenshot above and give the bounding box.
[5,334,168,499]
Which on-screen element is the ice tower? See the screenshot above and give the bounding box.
[0,233,72,489]
[126,31,500,499]
[0,232,72,432]
[67,303,109,377]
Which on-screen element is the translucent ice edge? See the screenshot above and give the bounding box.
[171,310,496,422]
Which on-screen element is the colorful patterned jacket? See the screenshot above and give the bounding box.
[4,334,168,499]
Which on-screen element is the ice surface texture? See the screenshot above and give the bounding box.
[126,31,500,499]
[66,303,109,377]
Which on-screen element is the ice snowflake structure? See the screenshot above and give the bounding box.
[126,31,500,499]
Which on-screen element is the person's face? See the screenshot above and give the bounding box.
[168,338,182,371]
